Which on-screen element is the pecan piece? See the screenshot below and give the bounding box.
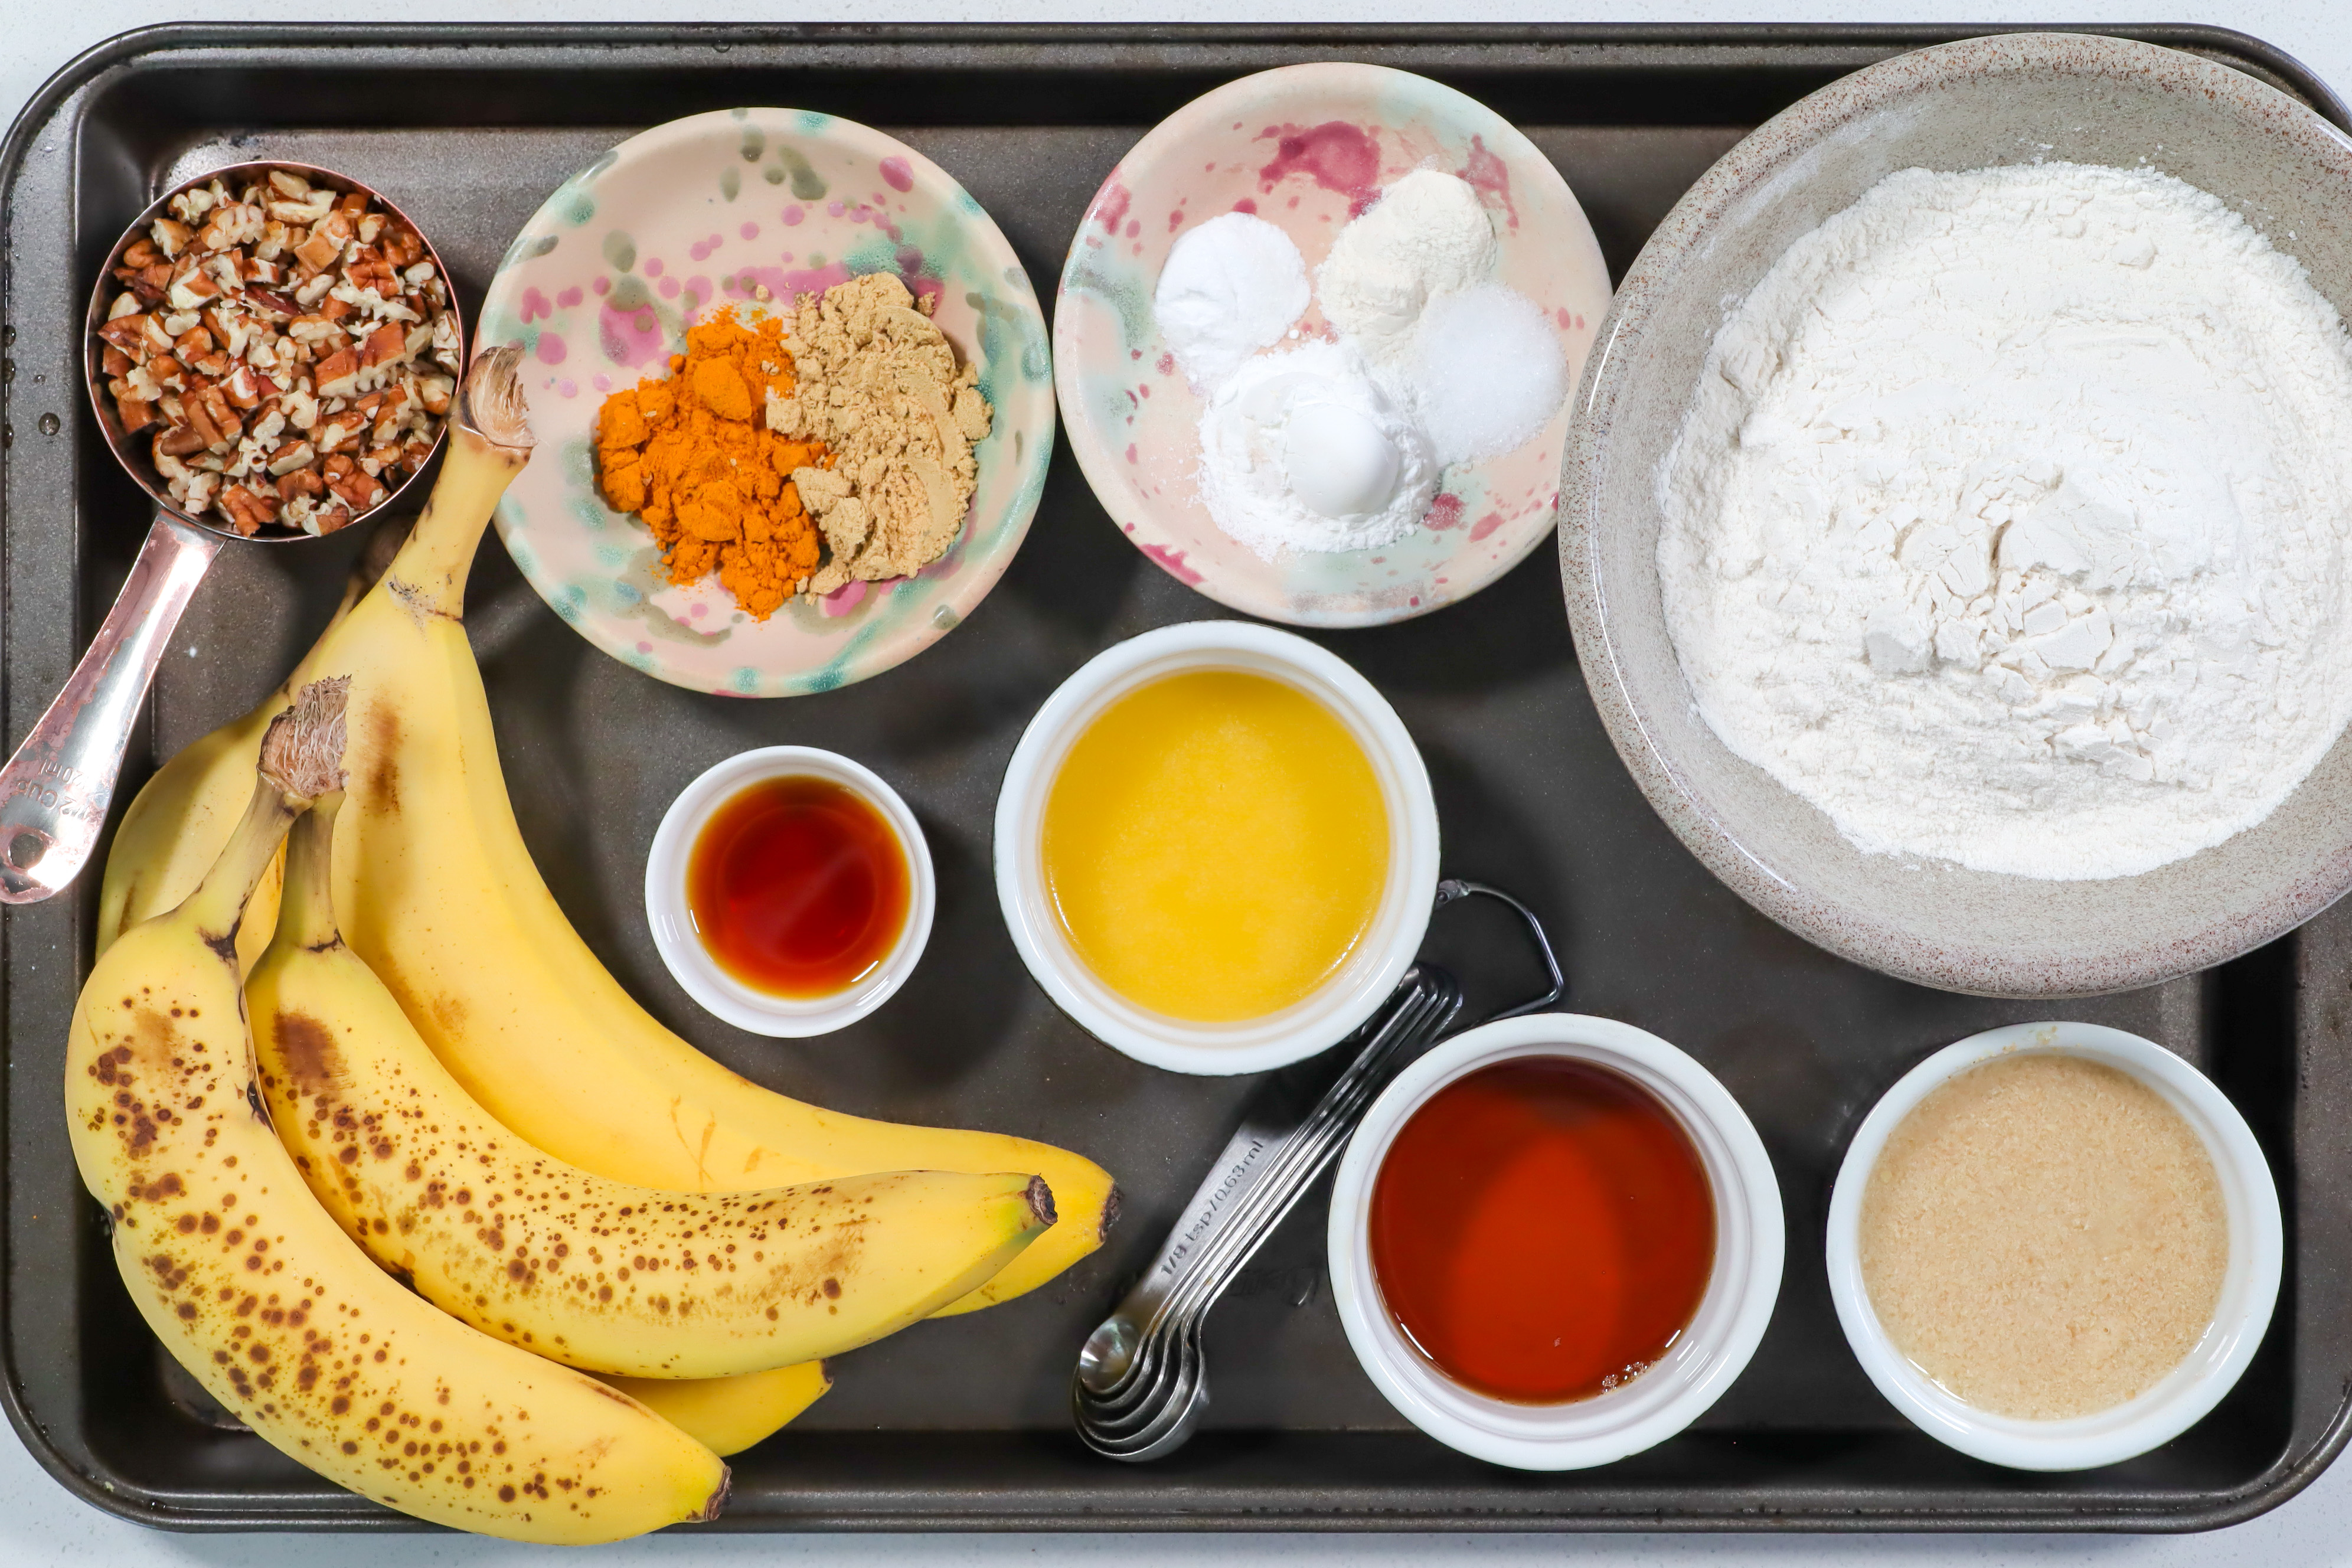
[218,483,278,536]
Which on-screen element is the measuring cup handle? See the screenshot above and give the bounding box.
[0,512,224,904]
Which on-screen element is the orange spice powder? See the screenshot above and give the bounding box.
[593,306,831,619]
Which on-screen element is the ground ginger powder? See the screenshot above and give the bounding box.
[1858,1051,2227,1420]
[594,306,831,619]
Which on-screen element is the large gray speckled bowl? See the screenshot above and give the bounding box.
[1560,32,2352,998]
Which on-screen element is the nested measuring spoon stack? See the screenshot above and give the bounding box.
[1074,880,1564,1461]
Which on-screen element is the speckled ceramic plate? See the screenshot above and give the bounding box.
[1056,64,1610,628]
[1562,32,2352,997]
[477,108,1053,696]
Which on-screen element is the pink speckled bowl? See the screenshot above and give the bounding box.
[1562,33,2352,998]
[1057,63,1611,628]
[478,108,1053,697]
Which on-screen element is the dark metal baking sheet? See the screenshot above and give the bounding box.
[4,21,2350,1534]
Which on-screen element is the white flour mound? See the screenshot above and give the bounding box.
[1657,162,2352,881]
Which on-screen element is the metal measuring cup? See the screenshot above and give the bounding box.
[0,161,463,903]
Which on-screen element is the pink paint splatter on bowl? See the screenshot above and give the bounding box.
[1095,181,1132,233]
[1141,544,1205,586]
[599,302,668,368]
[1456,133,1520,229]
[880,156,914,192]
[1257,120,1382,214]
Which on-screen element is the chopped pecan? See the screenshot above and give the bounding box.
[221,362,265,410]
[218,484,278,535]
[314,346,362,399]
[93,165,454,531]
[358,319,409,370]
[153,423,206,459]
[97,313,152,353]
[326,467,387,514]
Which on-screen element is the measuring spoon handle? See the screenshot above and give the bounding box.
[0,511,223,903]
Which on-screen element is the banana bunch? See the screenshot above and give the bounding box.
[100,351,1115,1321]
[77,349,1118,1536]
[68,681,727,1543]
[249,792,1055,1378]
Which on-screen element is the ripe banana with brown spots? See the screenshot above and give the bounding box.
[65,681,727,1543]
[247,792,1056,1378]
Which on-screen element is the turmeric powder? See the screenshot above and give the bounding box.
[593,306,829,620]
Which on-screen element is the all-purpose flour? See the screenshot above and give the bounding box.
[1657,162,2352,880]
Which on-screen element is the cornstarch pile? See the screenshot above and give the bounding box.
[1658,162,2352,880]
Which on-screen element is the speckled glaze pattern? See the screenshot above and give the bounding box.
[1058,63,1611,628]
[478,108,1054,697]
[1559,33,2352,998]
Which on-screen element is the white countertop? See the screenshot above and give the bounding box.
[11,1,2352,1562]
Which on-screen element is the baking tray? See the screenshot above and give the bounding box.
[4,21,2350,1535]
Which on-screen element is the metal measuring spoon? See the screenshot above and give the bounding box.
[0,161,462,902]
[1077,971,1464,1460]
[1074,880,1566,1462]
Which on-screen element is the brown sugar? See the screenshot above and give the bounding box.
[761,272,992,596]
[593,306,830,620]
[1858,1051,2227,1420]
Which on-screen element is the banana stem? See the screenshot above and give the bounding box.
[181,678,351,952]
[386,349,537,619]
[179,780,300,954]
[276,794,345,953]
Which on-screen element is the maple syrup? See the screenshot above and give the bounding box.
[1369,1057,1716,1403]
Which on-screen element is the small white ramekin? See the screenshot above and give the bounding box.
[994,620,1439,1076]
[1327,1014,1785,1469]
[1825,1022,2282,1472]
[645,746,935,1038]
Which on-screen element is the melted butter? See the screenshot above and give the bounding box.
[1042,669,1389,1023]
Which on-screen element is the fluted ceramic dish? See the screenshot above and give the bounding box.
[1058,63,1611,628]
[478,108,1054,697]
[1561,32,2352,997]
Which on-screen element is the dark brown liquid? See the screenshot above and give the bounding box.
[685,775,910,998]
[1369,1058,1716,1403]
